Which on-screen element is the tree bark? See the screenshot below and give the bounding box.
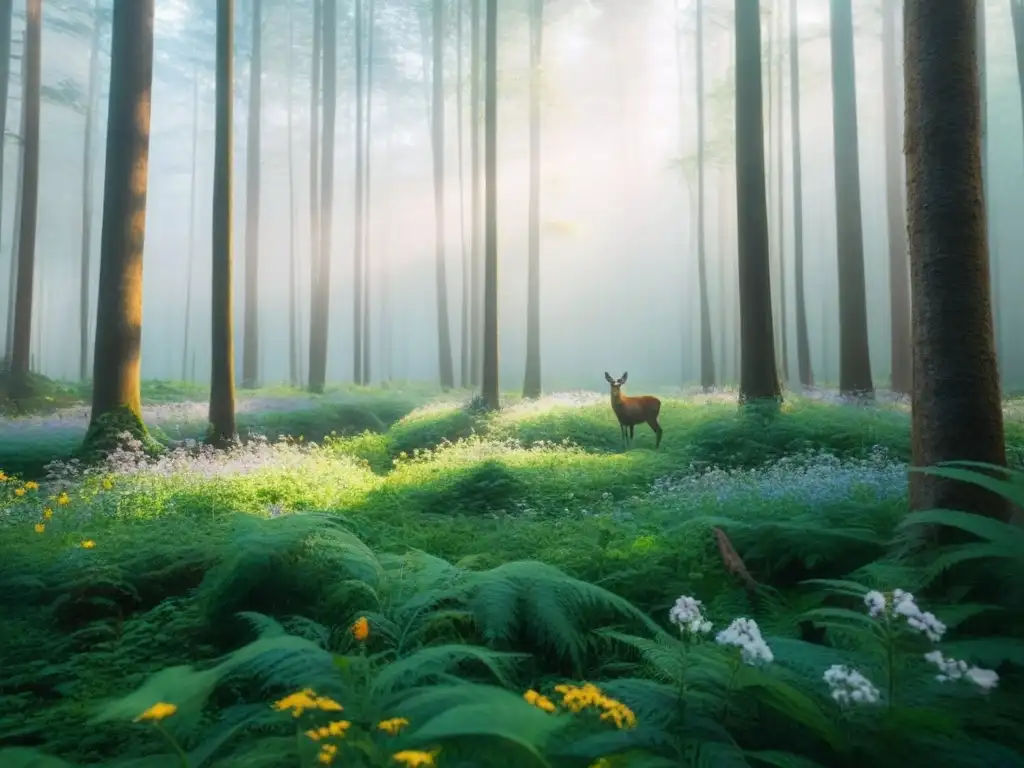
[522,0,543,399]
[209,0,237,446]
[481,0,499,410]
[287,3,298,387]
[735,0,780,404]
[432,0,456,390]
[883,0,911,394]
[829,0,873,398]
[774,0,787,383]
[307,0,323,391]
[9,0,42,398]
[4,33,25,362]
[458,0,470,388]
[309,0,337,394]
[77,0,102,382]
[0,0,12,361]
[788,0,811,388]
[86,0,154,440]
[182,62,199,382]
[905,0,1007,521]
[362,0,377,384]
[353,0,365,384]
[241,0,262,389]
[470,0,482,387]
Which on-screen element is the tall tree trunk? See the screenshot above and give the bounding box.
[470,0,482,387]
[481,0,499,410]
[774,0,787,382]
[309,0,337,394]
[522,0,543,399]
[432,0,455,389]
[883,0,911,394]
[353,0,365,384]
[209,0,237,446]
[735,0,780,404]
[0,0,12,360]
[5,29,24,362]
[829,0,874,398]
[241,0,262,389]
[182,62,200,382]
[77,0,102,381]
[85,0,154,441]
[307,0,323,391]
[458,0,470,388]
[9,0,41,397]
[788,0,811,388]
[905,0,1007,521]
[362,0,376,384]
[287,3,298,387]
[695,0,714,391]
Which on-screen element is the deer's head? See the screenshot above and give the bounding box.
[604,371,628,399]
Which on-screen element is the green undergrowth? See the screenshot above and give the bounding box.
[1,391,1023,765]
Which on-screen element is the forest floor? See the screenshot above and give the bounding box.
[2,384,1023,767]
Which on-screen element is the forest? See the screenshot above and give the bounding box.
[0,0,1022,766]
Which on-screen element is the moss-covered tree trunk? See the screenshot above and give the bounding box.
[209,0,237,447]
[734,0,780,405]
[829,0,874,399]
[84,0,155,452]
[481,0,499,411]
[8,0,41,399]
[904,0,1008,522]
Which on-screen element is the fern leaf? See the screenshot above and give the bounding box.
[896,508,1024,547]
[370,644,528,697]
[912,462,1024,508]
[0,749,78,768]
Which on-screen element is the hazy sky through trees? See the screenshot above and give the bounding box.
[1,0,1022,393]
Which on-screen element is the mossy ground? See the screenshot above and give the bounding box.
[1,385,1023,766]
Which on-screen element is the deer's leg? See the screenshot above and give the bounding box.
[648,417,663,448]
[629,424,635,443]
[620,423,627,446]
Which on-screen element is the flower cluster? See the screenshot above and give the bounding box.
[524,682,636,730]
[669,595,713,636]
[863,588,946,641]
[822,665,880,706]
[924,650,999,691]
[715,617,774,665]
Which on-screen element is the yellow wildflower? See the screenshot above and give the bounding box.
[273,689,318,717]
[43,507,53,519]
[352,616,370,642]
[392,749,439,767]
[57,492,70,506]
[135,702,177,722]
[306,720,351,741]
[523,689,556,713]
[24,481,38,491]
[81,540,96,549]
[554,683,636,729]
[377,717,410,735]
[34,523,45,534]
[314,695,343,712]
[0,470,8,482]
[14,487,25,497]
[317,743,338,764]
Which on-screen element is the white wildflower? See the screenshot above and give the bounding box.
[924,650,998,691]
[669,596,713,636]
[715,617,773,665]
[822,664,880,706]
[864,590,887,618]
[865,589,946,642]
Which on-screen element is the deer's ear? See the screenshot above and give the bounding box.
[604,372,613,383]
[621,372,628,383]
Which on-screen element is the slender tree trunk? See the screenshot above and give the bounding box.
[182,62,200,382]
[362,0,376,384]
[774,0,787,382]
[829,0,874,398]
[209,0,237,446]
[481,0,499,409]
[905,0,1007,521]
[85,0,154,439]
[309,0,337,394]
[432,0,455,389]
[735,0,780,404]
[883,0,911,394]
[241,0,262,389]
[470,0,482,387]
[76,0,103,381]
[307,0,322,391]
[5,37,25,361]
[381,128,392,382]
[788,0,811,388]
[458,0,470,388]
[695,0,714,391]
[9,1,41,397]
[522,0,543,399]
[287,4,298,387]
[353,0,365,384]
[0,0,12,360]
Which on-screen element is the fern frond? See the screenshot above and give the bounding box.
[370,644,528,697]
[0,748,78,768]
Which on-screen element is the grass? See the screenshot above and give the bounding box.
[1,386,1023,766]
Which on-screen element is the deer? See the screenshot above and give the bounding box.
[603,372,663,449]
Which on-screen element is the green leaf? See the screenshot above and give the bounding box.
[896,508,1024,546]
[0,749,79,768]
